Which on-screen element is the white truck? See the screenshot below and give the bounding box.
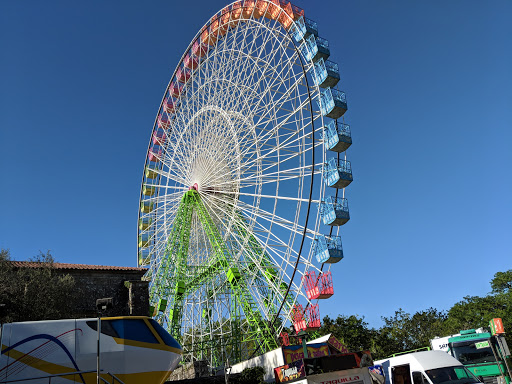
[374,351,482,384]
[429,329,485,352]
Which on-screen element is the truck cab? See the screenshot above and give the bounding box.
[375,351,482,384]
[447,330,510,384]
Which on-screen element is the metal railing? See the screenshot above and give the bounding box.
[391,346,431,357]
[0,369,125,384]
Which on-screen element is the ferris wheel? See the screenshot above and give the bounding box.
[137,0,353,368]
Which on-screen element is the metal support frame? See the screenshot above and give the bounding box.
[232,214,296,319]
[150,192,194,343]
[149,190,279,365]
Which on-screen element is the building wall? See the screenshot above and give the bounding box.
[168,361,211,381]
[55,269,149,318]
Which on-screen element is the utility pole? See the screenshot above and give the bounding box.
[96,298,113,384]
[225,358,230,384]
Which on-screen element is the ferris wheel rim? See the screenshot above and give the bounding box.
[136,0,339,366]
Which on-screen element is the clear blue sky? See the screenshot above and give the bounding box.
[1,0,511,328]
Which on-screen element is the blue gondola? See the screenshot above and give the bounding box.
[312,235,344,264]
[323,120,352,152]
[300,34,318,61]
[313,36,330,62]
[318,87,347,119]
[319,196,350,226]
[301,35,330,63]
[323,157,353,189]
[291,16,306,42]
[304,17,318,37]
[312,58,340,89]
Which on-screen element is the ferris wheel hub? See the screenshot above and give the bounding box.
[189,183,199,191]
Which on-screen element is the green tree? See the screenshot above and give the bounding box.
[320,314,377,352]
[406,308,448,348]
[375,308,448,358]
[0,249,76,323]
[445,270,512,344]
[0,249,16,321]
[491,270,512,294]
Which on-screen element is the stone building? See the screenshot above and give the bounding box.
[11,261,149,318]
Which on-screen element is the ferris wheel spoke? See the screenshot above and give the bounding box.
[248,66,306,123]
[241,45,306,109]
[225,23,283,91]
[197,196,292,316]
[236,223,317,285]
[235,200,321,240]
[202,192,321,242]
[236,136,322,180]
[209,161,323,190]
[236,106,315,159]
[213,24,299,123]
[234,120,321,170]
[144,166,183,185]
[252,89,311,139]
[238,216,318,294]
[237,191,318,204]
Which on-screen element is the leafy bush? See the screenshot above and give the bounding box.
[0,249,76,323]
[233,366,265,384]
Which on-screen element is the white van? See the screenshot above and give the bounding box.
[374,351,482,384]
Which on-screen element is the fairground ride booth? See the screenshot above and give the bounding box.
[230,333,377,383]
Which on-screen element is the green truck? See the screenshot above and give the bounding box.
[431,327,511,384]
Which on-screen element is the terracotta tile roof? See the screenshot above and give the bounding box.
[10,261,146,272]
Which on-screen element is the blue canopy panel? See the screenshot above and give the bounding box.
[300,35,329,63]
[312,36,330,62]
[319,196,350,226]
[312,58,340,89]
[323,120,352,153]
[300,34,318,62]
[304,17,318,37]
[291,16,306,42]
[323,157,353,189]
[318,88,347,119]
[312,235,344,264]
